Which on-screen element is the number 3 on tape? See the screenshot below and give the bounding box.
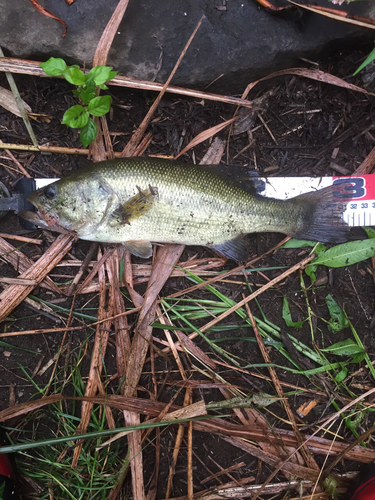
[332,176,375,226]
[332,177,366,200]
[258,174,375,227]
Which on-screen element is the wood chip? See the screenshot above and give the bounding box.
[296,399,319,418]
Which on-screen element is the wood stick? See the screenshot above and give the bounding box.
[245,302,320,473]
[354,144,375,175]
[0,57,253,108]
[0,234,75,323]
[121,15,205,157]
[0,326,84,338]
[199,253,315,334]
[0,236,63,294]
[0,233,42,245]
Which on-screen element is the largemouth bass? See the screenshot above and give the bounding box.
[25,157,348,261]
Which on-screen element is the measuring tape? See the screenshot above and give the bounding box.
[256,175,374,227]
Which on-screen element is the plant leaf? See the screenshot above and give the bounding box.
[88,95,112,117]
[40,57,67,76]
[0,86,32,117]
[80,117,97,147]
[282,297,304,328]
[354,48,375,75]
[325,294,349,334]
[252,392,277,407]
[305,263,317,283]
[364,227,375,239]
[309,240,375,268]
[352,352,366,363]
[64,67,86,86]
[334,366,348,382]
[61,105,89,128]
[281,239,318,248]
[79,82,97,105]
[321,338,364,356]
[89,66,118,86]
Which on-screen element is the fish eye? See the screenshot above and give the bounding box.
[44,185,57,199]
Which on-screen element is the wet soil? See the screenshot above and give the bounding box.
[1,48,375,499]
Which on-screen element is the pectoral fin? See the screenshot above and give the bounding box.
[114,185,158,225]
[210,235,249,262]
[123,240,153,258]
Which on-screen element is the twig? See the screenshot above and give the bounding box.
[0,234,76,323]
[0,143,90,155]
[0,326,84,338]
[167,479,314,500]
[0,139,32,177]
[0,233,42,245]
[245,302,320,474]
[44,296,76,397]
[250,386,375,500]
[323,420,375,478]
[121,15,205,157]
[0,47,38,148]
[0,57,253,108]
[166,389,191,499]
[198,253,315,334]
[168,236,291,299]
[200,461,246,485]
[66,242,98,296]
[187,390,193,500]
[71,247,112,467]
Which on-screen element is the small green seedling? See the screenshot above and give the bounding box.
[40,57,118,147]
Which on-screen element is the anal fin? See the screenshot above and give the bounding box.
[123,240,153,258]
[210,235,249,262]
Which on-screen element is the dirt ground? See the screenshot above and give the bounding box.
[1,48,375,499]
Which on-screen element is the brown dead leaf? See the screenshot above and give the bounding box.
[288,1,375,29]
[0,86,31,117]
[242,68,375,100]
[175,116,238,159]
[200,137,225,164]
[28,0,68,38]
[121,244,184,500]
[0,394,64,421]
[27,112,52,123]
[93,0,130,67]
[233,90,275,136]
[72,247,112,467]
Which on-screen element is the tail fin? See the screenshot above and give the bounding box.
[289,186,349,244]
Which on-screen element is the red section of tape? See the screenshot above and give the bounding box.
[332,175,375,201]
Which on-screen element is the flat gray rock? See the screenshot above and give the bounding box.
[0,0,373,93]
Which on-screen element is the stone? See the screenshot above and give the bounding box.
[0,0,373,94]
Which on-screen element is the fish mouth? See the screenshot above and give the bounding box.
[18,209,54,229]
[26,193,60,227]
[35,208,59,226]
[19,209,72,235]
